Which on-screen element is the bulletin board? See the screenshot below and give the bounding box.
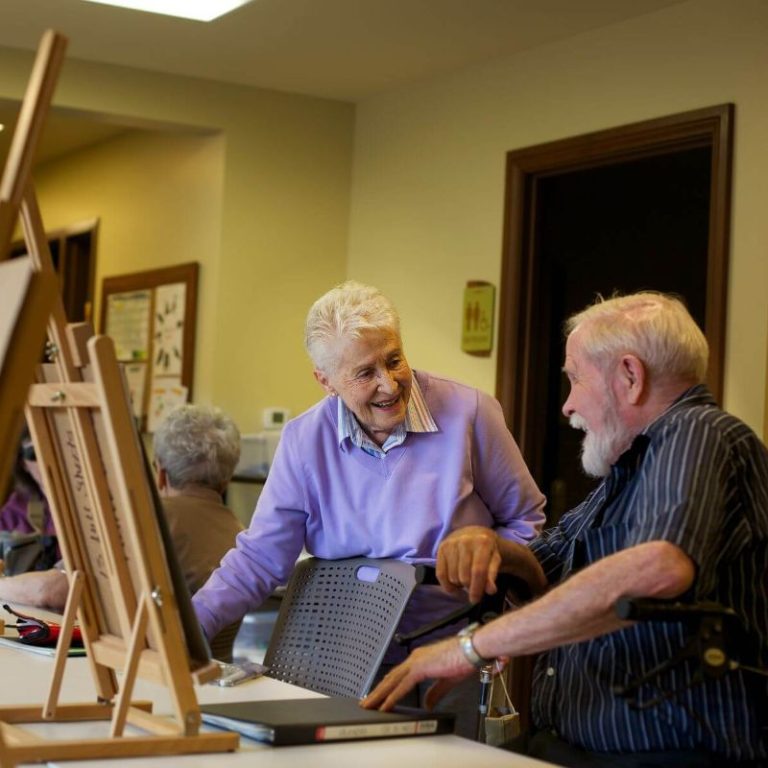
[100,262,198,431]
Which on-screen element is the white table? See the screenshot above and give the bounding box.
[0,605,552,768]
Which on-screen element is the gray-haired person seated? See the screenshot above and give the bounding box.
[0,404,244,663]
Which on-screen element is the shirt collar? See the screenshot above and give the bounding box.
[615,383,715,469]
[336,373,438,455]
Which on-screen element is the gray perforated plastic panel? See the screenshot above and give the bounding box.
[264,558,418,698]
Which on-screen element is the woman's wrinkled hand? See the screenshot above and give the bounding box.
[436,526,501,604]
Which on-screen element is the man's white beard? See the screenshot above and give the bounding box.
[570,405,632,479]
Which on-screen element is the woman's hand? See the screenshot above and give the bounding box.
[436,526,501,604]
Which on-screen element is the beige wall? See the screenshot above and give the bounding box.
[3,0,766,438]
[32,130,225,403]
[348,0,768,434]
[0,48,355,433]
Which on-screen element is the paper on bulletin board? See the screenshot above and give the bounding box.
[461,282,495,355]
[122,362,148,420]
[146,379,188,433]
[105,290,151,361]
[152,282,186,377]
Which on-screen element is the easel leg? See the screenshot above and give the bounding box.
[110,594,150,737]
[44,570,85,718]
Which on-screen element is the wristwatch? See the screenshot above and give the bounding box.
[457,622,493,668]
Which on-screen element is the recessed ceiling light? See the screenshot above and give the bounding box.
[81,0,254,22]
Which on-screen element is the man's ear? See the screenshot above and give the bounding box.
[313,369,336,396]
[617,354,646,405]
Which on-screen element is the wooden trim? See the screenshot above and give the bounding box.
[765,333,768,445]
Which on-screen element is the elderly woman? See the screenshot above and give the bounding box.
[192,281,545,730]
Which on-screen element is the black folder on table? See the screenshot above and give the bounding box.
[200,696,455,745]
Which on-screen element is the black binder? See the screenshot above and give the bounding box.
[201,696,455,745]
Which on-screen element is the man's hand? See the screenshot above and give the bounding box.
[360,635,476,712]
[436,526,501,604]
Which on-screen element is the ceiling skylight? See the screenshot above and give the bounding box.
[81,0,254,22]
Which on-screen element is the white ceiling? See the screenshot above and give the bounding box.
[3,0,688,102]
[0,0,688,166]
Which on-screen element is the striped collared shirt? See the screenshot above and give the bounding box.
[529,384,768,761]
[337,373,438,457]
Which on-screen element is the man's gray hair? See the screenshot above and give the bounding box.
[152,404,241,492]
[304,280,401,372]
[565,292,709,384]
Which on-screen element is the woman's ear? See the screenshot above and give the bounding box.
[313,369,337,396]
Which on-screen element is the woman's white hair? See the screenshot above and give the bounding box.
[304,280,401,372]
[565,292,709,384]
[152,404,240,492]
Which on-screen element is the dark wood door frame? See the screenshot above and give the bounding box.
[496,104,734,461]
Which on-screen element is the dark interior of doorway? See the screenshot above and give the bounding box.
[534,146,711,523]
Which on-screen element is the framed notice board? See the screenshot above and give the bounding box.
[100,262,198,431]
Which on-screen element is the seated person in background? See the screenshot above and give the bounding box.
[0,428,56,538]
[192,280,546,736]
[0,404,244,662]
[0,428,59,574]
[152,403,244,660]
[364,292,768,767]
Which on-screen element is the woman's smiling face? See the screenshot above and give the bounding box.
[314,328,413,447]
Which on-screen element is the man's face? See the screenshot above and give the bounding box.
[562,332,634,477]
[314,328,413,447]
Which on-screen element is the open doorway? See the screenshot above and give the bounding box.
[497,104,733,524]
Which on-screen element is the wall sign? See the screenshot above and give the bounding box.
[461,281,495,356]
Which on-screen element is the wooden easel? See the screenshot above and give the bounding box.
[0,29,60,488]
[0,31,238,766]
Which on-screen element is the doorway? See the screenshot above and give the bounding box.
[497,105,733,523]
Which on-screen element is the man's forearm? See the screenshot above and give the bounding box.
[473,540,695,661]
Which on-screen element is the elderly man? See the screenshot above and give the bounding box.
[0,404,244,661]
[364,292,768,767]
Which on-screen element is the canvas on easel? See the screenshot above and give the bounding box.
[0,257,56,488]
[0,30,238,767]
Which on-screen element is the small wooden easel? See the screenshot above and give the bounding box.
[0,30,238,766]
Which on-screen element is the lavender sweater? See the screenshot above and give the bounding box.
[193,371,545,642]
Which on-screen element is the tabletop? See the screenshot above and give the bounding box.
[0,603,552,768]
